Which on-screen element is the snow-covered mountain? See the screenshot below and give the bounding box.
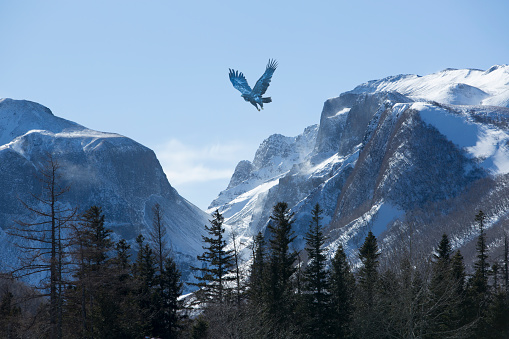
[211,65,509,266]
[0,98,208,283]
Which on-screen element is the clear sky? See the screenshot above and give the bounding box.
[1,0,508,210]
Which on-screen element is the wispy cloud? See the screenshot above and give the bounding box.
[153,139,248,186]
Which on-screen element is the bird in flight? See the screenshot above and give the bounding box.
[229,59,278,111]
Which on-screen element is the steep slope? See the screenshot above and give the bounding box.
[0,98,208,283]
[329,66,509,263]
[210,91,413,252]
[212,64,509,266]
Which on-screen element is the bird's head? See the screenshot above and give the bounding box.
[241,94,249,101]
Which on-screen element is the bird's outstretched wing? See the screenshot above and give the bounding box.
[252,59,278,96]
[229,69,252,95]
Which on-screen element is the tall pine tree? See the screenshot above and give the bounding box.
[248,232,266,305]
[355,231,380,338]
[266,202,298,335]
[472,210,489,292]
[430,233,453,304]
[132,235,157,336]
[428,233,465,336]
[329,243,355,339]
[466,210,492,337]
[153,255,184,338]
[191,209,235,304]
[451,249,466,297]
[358,231,380,310]
[69,205,113,338]
[302,204,331,338]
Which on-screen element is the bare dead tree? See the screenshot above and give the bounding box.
[8,154,76,339]
[230,229,245,305]
[148,203,169,275]
[68,221,89,338]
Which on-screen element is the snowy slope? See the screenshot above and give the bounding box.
[0,98,208,285]
[415,102,509,174]
[351,65,509,107]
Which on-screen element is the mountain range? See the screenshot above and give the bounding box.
[211,64,509,267]
[2,65,509,286]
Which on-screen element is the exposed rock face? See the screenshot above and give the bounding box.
[227,160,255,189]
[0,98,208,285]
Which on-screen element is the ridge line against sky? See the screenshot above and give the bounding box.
[1,0,508,210]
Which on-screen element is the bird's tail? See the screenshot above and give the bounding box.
[262,97,272,103]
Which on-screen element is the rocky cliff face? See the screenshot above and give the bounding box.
[212,65,509,266]
[0,98,208,284]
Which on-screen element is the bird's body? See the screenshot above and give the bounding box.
[229,59,278,111]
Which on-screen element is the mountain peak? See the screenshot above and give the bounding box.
[484,64,509,74]
[0,98,57,127]
[0,98,82,146]
[0,98,208,290]
[350,65,509,108]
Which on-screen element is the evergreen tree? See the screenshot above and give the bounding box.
[113,238,131,273]
[0,291,21,338]
[427,233,464,337]
[302,204,331,338]
[132,234,157,336]
[466,210,492,337]
[354,231,380,338]
[67,205,113,338]
[80,206,112,268]
[133,235,156,290]
[435,233,452,261]
[430,234,452,307]
[357,231,380,310]
[248,232,266,304]
[376,267,400,337]
[491,263,500,292]
[153,255,184,338]
[191,316,209,339]
[449,249,470,333]
[473,210,489,291]
[191,209,235,304]
[83,206,116,337]
[266,202,298,335]
[329,243,355,339]
[243,231,269,337]
[108,238,139,338]
[144,203,185,337]
[451,249,466,297]
[485,290,509,338]
[69,236,137,339]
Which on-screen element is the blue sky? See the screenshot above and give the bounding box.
[1,0,508,210]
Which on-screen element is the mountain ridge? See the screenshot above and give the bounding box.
[211,64,509,266]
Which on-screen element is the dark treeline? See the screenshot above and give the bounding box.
[2,203,184,339]
[187,204,509,339]
[1,156,184,338]
[1,156,509,338]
